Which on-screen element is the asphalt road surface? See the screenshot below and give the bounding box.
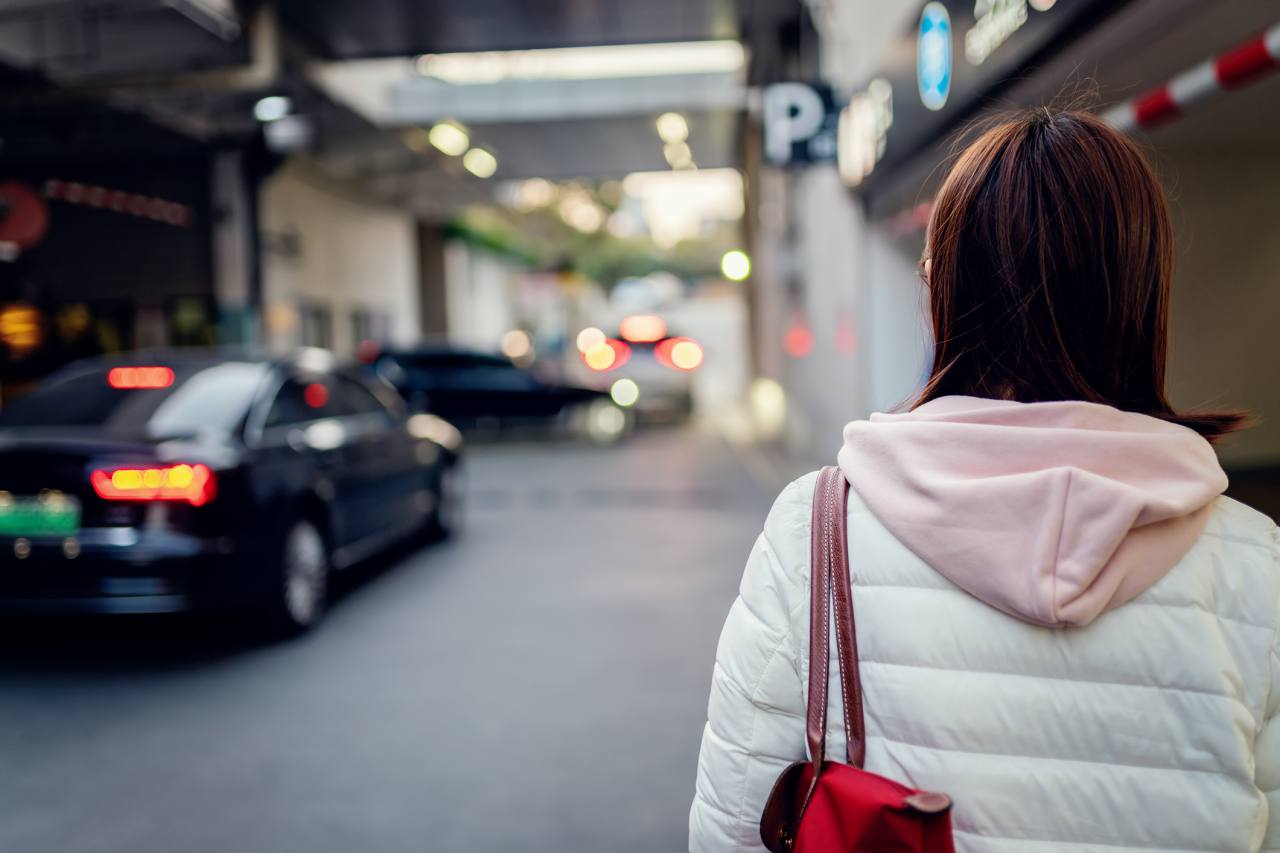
[0,428,793,853]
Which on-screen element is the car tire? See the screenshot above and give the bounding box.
[268,519,330,634]
[425,462,463,541]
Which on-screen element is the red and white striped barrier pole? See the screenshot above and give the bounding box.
[882,23,1280,238]
[1103,22,1280,132]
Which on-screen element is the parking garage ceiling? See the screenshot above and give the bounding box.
[276,0,744,58]
[0,0,800,218]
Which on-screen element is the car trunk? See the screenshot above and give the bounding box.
[0,430,166,529]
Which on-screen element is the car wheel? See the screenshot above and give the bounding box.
[426,462,463,540]
[271,519,329,633]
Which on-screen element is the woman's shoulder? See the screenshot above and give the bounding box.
[1158,495,1280,632]
[1204,494,1280,553]
[764,471,825,529]
[751,472,822,584]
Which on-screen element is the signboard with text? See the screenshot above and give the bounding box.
[763,82,841,166]
[839,0,1130,193]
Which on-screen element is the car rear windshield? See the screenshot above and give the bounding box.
[0,360,270,438]
[388,352,513,370]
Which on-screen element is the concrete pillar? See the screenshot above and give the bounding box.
[210,150,258,345]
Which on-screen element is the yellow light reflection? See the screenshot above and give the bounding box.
[584,342,617,371]
[112,470,143,490]
[0,303,42,353]
[671,340,703,370]
[167,464,194,489]
[721,249,751,282]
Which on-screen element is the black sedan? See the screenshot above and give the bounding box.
[0,349,462,632]
[368,346,629,441]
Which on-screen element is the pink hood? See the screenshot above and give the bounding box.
[837,396,1227,627]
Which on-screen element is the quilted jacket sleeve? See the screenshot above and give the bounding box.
[1260,533,1280,852]
[689,475,813,853]
[1261,642,1280,851]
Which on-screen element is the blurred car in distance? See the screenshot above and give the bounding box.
[367,345,631,443]
[575,315,701,423]
[0,348,463,633]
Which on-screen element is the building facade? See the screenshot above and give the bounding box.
[755,0,1280,485]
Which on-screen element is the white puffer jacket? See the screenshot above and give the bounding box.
[691,401,1280,853]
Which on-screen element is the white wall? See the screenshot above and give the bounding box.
[1160,151,1280,467]
[865,229,931,413]
[260,162,420,354]
[751,2,925,461]
[442,241,520,350]
[785,166,868,456]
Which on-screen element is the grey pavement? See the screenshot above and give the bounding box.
[0,427,796,853]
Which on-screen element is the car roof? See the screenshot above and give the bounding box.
[376,346,512,363]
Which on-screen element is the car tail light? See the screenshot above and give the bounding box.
[90,464,216,506]
[654,337,703,371]
[582,338,631,372]
[303,382,329,408]
[619,315,666,343]
[108,366,174,389]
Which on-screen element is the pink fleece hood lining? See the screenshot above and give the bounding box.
[836,396,1227,627]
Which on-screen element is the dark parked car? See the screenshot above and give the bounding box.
[368,346,629,441]
[0,349,462,632]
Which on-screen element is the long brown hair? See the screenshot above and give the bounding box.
[915,108,1244,441]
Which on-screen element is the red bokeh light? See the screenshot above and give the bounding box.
[303,382,329,408]
[654,337,703,371]
[582,338,631,372]
[784,322,814,358]
[835,318,858,355]
[619,315,666,343]
[90,463,216,507]
[107,366,175,389]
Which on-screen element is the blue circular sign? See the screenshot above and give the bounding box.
[917,2,952,112]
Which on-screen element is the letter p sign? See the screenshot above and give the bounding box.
[763,83,839,165]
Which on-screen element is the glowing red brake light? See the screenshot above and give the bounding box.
[582,338,631,372]
[90,464,216,506]
[619,315,666,343]
[655,337,703,371]
[108,366,174,389]
[303,382,329,408]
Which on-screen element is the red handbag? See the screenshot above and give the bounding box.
[759,466,956,852]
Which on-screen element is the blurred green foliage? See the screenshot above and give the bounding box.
[446,184,733,289]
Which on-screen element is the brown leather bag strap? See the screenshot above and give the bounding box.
[825,467,866,767]
[805,469,835,777]
[807,467,865,770]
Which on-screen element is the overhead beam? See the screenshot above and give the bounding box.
[388,73,746,125]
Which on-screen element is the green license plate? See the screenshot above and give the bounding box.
[0,493,81,537]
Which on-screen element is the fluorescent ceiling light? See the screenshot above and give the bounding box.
[428,122,470,156]
[656,112,689,144]
[663,141,694,170]
[463,148,498,178]
[414,40,745,85]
